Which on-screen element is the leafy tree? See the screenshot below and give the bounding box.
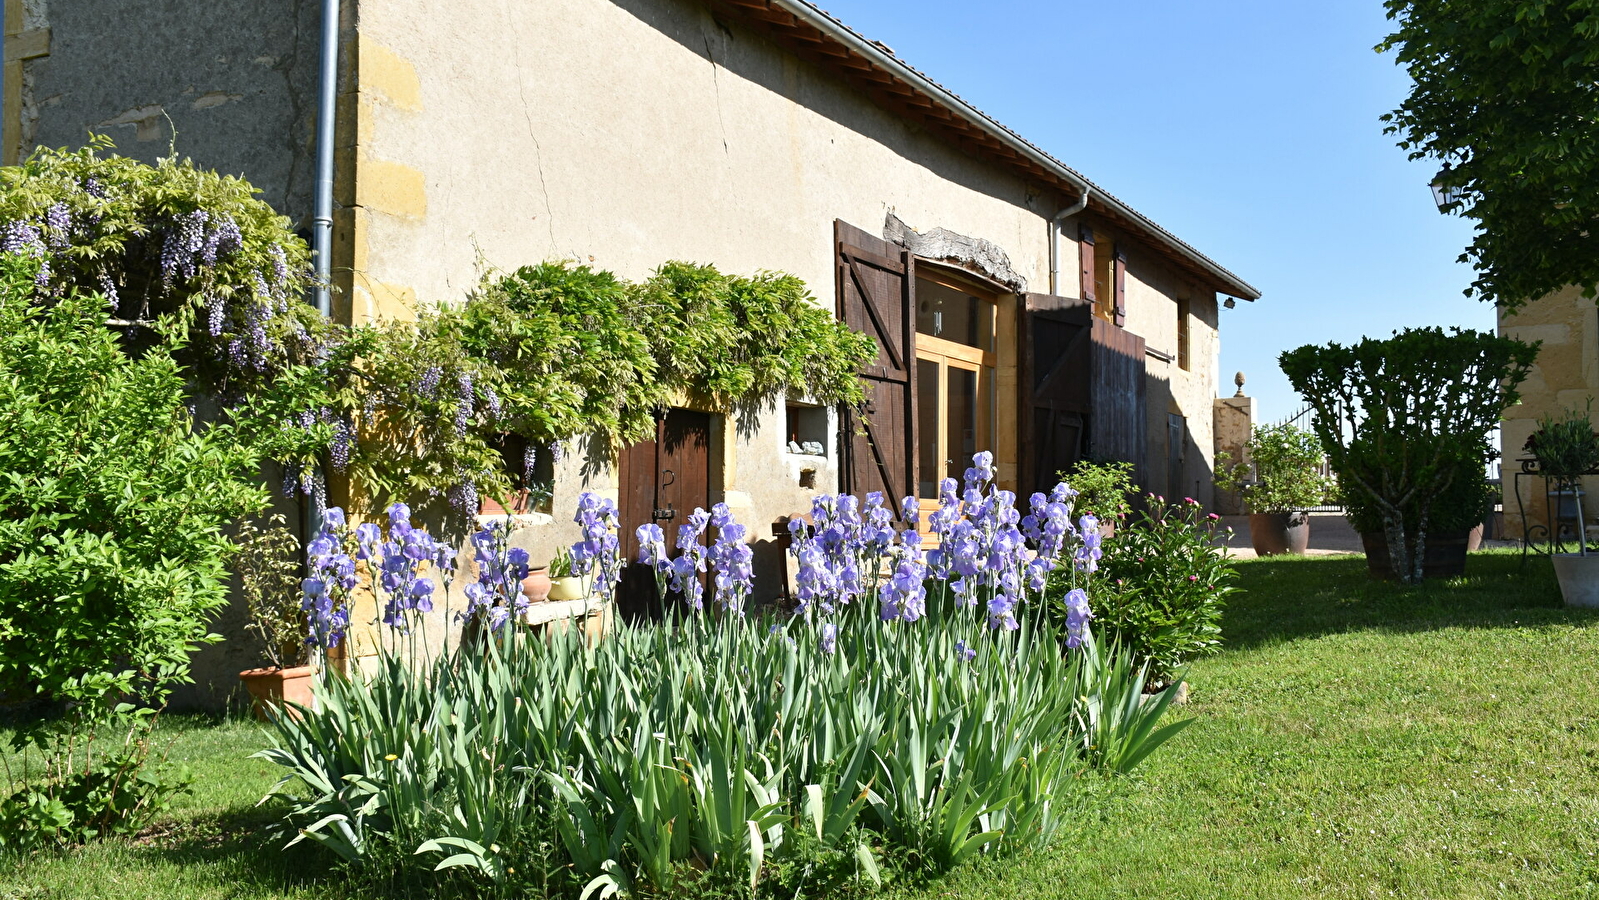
[1280,327,1536,583]
[1379,0,1599,309]
[0,257,264,839]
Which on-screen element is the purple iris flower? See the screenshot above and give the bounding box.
[1064,587,1093,649]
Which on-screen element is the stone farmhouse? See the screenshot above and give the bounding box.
[7,0,1260,684]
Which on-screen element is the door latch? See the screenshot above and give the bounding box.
[653,507,677,520]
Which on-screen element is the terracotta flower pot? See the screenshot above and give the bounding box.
[1248,511,1310,556]
[522,566,552,603]
[238,665,315,721]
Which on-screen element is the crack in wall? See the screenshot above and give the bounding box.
[505,0,556,255]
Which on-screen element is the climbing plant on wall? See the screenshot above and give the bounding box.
[0,142,877,525]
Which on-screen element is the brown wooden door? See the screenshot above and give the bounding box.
[1089,317,1148,488]
[835,220,917,503]
[1020,293,1093,495]
[617,408,711,619]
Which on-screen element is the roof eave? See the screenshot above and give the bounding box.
[711,0,1261,301]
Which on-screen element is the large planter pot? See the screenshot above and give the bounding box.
[547,573,592,601]
[1360,530,1470,581]
[238,665,314,721]
[1553,554,1599,607]
[522,566,552,603]
[1554,489,1586,523]
[1248,512,1310,556]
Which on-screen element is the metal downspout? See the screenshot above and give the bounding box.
[304,0,339,542]
[312,0,339,318]
[1047,188,1091,296]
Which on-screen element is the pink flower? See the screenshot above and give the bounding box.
[1188,575,1199,581]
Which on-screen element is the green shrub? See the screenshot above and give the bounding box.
[1061,459,1137,522]
[258,609,1186,896]
[1281,327,1536,583]
[0,257,263,842]
[0,748,190,852]
[1051,498,1236,687]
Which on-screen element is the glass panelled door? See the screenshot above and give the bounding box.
[914,273,997,526]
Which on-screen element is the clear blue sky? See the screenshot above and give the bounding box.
[815,0,1492,422]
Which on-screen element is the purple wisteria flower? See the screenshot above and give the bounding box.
[1,220,50,288]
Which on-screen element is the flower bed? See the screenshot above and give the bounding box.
[260,454,1190,896]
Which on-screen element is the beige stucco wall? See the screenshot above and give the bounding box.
[336,0,1231,600]
[1120,244,1221,506]
[1500,286,1599,540]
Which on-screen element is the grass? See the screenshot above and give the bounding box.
[3,550,1594,899]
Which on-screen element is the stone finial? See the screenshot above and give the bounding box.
[1234,371,1246,397]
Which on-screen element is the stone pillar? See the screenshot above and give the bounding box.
[1500,287,1599,541]
[1213,372,1254,515]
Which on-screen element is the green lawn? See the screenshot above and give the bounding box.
[5,551,1595,899]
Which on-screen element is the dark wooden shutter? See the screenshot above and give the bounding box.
[1166,413,1187,502]
[1078,225,1096,304]
[1019,293,1092,495]
[1112,245,1128,327]
[1089,317,1147,487]
[835,220,916,502]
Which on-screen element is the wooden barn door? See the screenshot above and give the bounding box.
[1088,318,1148,489]
[617,408,711,619]
[835,220,917,503]
[1020,293,1093,496]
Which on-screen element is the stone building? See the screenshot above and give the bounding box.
[6,0,1259,696]
[1500,287,1599,541]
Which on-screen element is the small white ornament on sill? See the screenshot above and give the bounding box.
[802,441,824,456]
[788,440,804,454]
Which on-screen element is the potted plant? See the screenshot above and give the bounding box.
[523,559,552,603]
[1347,455,1495,580]
[1528,404,1599,606]
[234,516,315,719]
[1215,423,1332,556]
[545,546,591,601]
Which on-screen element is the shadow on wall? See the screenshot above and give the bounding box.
[605,0,1037,212]
[1144,367,1215,510]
